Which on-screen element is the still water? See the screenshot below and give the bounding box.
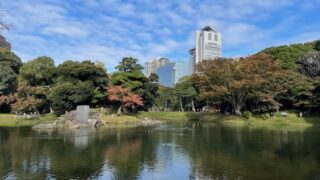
[1,122,320,180]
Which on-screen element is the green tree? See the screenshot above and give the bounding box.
[48,82,94,115]
[116,57,143,72]
[111,70,147,96]
[246,70,314,113]
[298,52,320,78]
[174,77,198,112]
[11,86,50,113]
[56,60,109,107]
[19,56,57,86]
[279,71,314,110]
[315,40,320,51]
[261,43,315,69]
[155,86,177,111]
[197,54,282,115]
[111,57,158,110]
[14,56,57,113]
[142,73,159,110]
[0,49,22,95]
[57,60,108,90]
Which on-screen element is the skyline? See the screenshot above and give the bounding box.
[1,0,320,72]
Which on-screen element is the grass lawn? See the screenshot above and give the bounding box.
[0,113,57,127]
[138,111,319,130]
[101,114,140,124]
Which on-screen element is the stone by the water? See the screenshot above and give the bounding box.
[32,107,103,132]
[76,105,90,123]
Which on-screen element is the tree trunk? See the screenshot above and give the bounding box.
[165,100,168,111]
[50,106,54,114]
[117,105,123,115]
[234,104,242,116]
[191,99,196,112]
[179,98,184,112]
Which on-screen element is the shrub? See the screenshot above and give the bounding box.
[261,113,270,120]
[242,111,252,119]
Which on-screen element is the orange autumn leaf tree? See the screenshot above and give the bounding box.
[107,86,143,114]
[197,54,283,115]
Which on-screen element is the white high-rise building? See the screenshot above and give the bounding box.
[145,57,170,77]
[190,26,222,74]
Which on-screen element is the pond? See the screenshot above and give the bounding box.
[1,122,320,179]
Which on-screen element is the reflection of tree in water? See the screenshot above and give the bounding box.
[104,127,159,179]
[0,126,160,179]
[2,124,320,179]
[0,127,52,179]
[174,122,320,179]
[0,127,107,179]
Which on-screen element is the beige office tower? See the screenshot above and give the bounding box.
[145,57,170,77]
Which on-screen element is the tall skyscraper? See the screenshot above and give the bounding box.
[156,62,175,87]
[145,57,170,77]
[190,26,221,73]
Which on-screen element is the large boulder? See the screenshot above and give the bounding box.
[76,105,90,123]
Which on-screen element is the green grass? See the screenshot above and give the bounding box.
[102,114,140,124]
[0,113,57,127]
[100,113,160,128]
[138,111,319,130]
[138,111,243,121]
[138,111,205,121]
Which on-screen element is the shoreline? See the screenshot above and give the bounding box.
[138,111,318,129]
[0,111,318,130]
[0,114,57,127]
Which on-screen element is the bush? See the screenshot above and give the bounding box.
[261,113,270,120]
[242,111,252,119]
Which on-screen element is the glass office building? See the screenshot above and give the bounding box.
[174,62,190,84]
[156,62,175,87]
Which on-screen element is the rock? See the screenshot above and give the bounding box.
[69,124,80,129]
[66,120,77,127]
[32,123,56,130]
[88,119,98,127]
[32,107,104,132]
[76,105,90,123]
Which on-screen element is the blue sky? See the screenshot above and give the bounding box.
[2,0,320,72]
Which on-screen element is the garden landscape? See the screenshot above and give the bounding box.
[1,0,320,179]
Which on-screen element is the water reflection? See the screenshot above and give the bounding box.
[1,123,320,179]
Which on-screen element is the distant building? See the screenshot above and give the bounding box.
[156,62,175,87]
[0,35,11,51]
[146,57,190,87]
[189,48,196,74]
[145,57,170,77]
[174,61,190,84]
[190,26,221,73]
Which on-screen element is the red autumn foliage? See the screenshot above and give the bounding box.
[107,86,143,113]
[0,94,17,110]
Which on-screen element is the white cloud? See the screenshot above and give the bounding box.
[1,0,320,71]
[43,23,89,38]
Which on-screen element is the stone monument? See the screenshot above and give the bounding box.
[76,105,90,123]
